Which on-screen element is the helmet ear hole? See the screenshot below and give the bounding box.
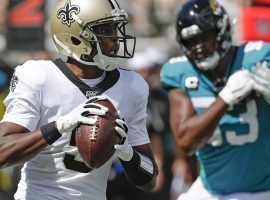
[71,37,81,45]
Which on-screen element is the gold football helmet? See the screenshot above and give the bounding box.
[50,0,136,71]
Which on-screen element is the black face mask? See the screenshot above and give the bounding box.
[182,29,217,63]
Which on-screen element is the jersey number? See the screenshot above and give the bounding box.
[9,0,44,27]
[63,130,92,173]
[244,41,263,52]
[208,100,259,146]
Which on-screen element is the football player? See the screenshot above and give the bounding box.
[0,0,158,199]
[160,0,270,199]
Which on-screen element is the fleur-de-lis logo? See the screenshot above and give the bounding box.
[57,0,80,27]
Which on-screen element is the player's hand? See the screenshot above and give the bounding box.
[56,96,108,134]
[219,69,254,106]
[252,61,270,104]
[114,112,133,161]
[115,111,128,144]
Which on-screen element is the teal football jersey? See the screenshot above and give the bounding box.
[161,41,270,194]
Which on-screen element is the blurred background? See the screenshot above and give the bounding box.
[0,0,266,68]
[0,0,269,199]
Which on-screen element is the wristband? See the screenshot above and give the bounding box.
[40,121,62,145]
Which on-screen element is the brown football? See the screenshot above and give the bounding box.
[75,99,120,169]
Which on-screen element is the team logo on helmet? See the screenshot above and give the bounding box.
[209,0,218,11]
[57,0,80,27]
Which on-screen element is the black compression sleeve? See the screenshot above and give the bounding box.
[119,150,158,186]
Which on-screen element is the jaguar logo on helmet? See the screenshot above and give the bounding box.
[210,0,222,15]
[57,0,80,27]
[209,0,218,12]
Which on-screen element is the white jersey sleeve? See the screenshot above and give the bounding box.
[116,70,150,146]
[2,61,44,131]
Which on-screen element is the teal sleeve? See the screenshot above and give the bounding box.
[160,62,184,89]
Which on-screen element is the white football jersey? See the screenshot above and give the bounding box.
[2,59,150,200]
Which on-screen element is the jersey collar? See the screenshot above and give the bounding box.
[53,58,120,98]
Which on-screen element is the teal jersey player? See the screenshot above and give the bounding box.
[161,41,270,194]
[161,0,270,199]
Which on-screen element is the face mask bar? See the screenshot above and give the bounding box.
[115,22,136,58]
[182,29,217,61]
[82,17,136,59]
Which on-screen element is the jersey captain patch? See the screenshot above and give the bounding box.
[185,76,199,90]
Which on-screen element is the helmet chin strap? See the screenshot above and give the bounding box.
[195,51,220,71]
[76,50,120,71]
[93,53,120,71]
[93,42,120,71]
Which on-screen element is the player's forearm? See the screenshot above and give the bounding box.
[0,129,47,168]
[135,174,157,192]
[120,150,159,192]
[174,97,228,155]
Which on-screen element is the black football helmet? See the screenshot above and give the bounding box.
[176,0,231,70]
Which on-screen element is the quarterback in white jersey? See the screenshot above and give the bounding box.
[0,0,158,199]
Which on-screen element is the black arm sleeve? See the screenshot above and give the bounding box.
[119,150,158,186]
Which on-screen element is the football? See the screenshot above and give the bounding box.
[75,98,121,169]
